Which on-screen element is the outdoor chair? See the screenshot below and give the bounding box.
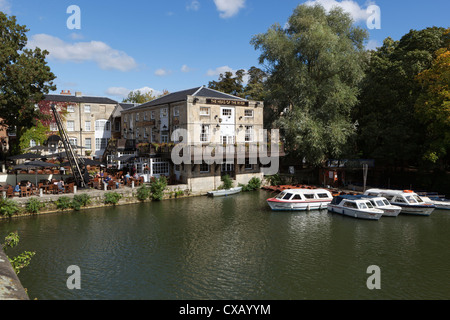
[20,186,31,197]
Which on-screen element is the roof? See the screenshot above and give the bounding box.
[125,86,248,112]
[112,103,136,118]
[44,94,118,105]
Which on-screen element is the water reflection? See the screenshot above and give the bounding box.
[0,191,449,300]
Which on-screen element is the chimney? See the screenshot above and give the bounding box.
[75,92,82,97]
[60,90,72,95]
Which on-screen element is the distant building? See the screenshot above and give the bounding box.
[116,86,269,192]
[41,90,119,158]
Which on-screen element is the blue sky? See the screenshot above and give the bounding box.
[1,0,449,101]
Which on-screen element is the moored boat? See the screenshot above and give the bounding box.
[420,196,450,210]
[361,195,402,217]
[267,188,333,211]
[364,189,435,216]
[327,195,384,220]
[207,187,242,197]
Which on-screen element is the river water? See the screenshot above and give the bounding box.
[1,190,449,300]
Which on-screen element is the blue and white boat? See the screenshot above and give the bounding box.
[364,189,435,216]
[360,195,402,217]
[328,195,384,220]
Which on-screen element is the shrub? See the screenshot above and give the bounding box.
[26,198,45,214]
[220,174,233,190]
[56,196,72,211]
[241,177,262,191]
[136,185,151,201]
[0,198,20,217]
[149,176,167,201]
[104,192,122,205]
[72,194,91,209]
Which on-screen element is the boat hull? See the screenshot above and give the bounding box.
[393,204,434,216]
[207,187,242,197]
[267,199,330,211]
[328,205,383,220]
[380,207,402,217]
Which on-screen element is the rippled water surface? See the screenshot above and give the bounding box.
[1,190,449,300]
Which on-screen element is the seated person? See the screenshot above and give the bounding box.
[57,179,64,191]
[14,184,20,192]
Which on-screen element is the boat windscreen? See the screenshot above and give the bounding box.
[276,192,286,199]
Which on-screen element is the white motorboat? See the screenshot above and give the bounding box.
[361,195,402,217]
[420,196,450,210]
[207,187,242,197]
[266,188,333,211]
[364,189,435,216]
[327,195,384,220]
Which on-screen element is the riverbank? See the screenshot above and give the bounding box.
[0,183,203,220]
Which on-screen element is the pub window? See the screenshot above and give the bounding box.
[173,107,180,117]
[222,108,232,116]
[67,121,75,132]
[200,125,210,142]
[161,108,168,117]
[245,126,253,142]
[200,162,210,173]
[67,105,75,113]
[84,105,91,113]
[151,111,155,119]
[244,109,254,117]
[200,107,210,116]
[245,158,253,170]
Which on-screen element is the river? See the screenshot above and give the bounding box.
[1,190,449,300]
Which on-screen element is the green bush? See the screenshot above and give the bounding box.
[26,198,45,214]
[149,176,167,201]
[104,192,122,205]
[219,174,233,190]
[136,185,151,201]
[56,196,72,211]
[72,194,91,210]
[0,198,20,217]
[240,177,262,192]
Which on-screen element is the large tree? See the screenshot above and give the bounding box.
[251,4,368,166]
[415,37,450,167]
[355,27,449,167]
[0,12,56,154]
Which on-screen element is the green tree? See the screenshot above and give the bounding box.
[251,4,368,166]
[415,41,450,167]
[19,122,49,152]
[0,13,56,155]
[2,232,35,275]
[208,70,246,97]
[122,89,169,104]
[355,27,449,167]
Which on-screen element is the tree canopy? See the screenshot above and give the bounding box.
[251,4,368,166]
[355,27,449,168]
[0,12,56,154]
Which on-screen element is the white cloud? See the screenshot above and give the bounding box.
[213,0,245,18]
[181,64,194,73]
[27,34,138,72]
[186,0,200,11]
[0,0,11,14]
[106,86,162,99]
[304,0,375,22]
[154,68,171,76]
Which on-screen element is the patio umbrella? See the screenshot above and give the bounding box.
[26,145,50,152]
[13,161,57,185]
[8,153,44,160]
[61,158,105,167]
